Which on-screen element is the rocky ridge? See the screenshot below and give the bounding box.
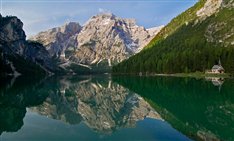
[196,0,223,19]
[31,13,163,70]
[0,15,55,76]
[31,22,82,57]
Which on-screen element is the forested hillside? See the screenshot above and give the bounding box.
[113,0,234,74]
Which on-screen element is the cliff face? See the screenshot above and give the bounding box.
[31,13,163,71]
[0,15,26,55]
[30,22,82,57]
[0,15,55,76]
[196,0,223,19]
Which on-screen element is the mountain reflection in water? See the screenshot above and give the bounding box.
[1,75,233,141]
[0,76,50,135]
[30,76,162,133]
[2,75,192,141]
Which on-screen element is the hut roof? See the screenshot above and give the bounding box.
[212,65,224,70]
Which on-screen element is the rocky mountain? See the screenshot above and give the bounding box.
[30,76,162,133]
[113,0,234,74]
[0,13,162,75]
[30,13,163,72]
[0,14,55,77]
[30,22,82,57]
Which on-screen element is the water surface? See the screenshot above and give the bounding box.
[0,75,233,141]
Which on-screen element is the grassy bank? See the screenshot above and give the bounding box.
[112,72,232,79]
[154,72,232,78]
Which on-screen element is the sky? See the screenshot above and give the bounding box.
[0,0,198,37]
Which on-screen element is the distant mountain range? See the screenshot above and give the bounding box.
[30,13,163,73]
[113,0,234,74]
[0,13,162,76]
[1,0,233,76]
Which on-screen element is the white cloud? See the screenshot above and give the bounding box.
[98,8,111,13]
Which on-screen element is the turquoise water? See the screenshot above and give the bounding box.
[0,75,233,141]
[1,112,190,141]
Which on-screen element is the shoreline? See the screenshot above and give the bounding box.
[112,72,233,79]
[153,72,231,78]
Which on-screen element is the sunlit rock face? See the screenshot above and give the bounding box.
[74,13,162,65]
[196,0,223,19]
[31,13,163,67]
[30,76,162,133]
[30,22,82,57]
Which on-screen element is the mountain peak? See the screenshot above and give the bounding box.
[31,13,163,69]
[95,12,116,19]
[0,15,26,42]
[87,13,116,24]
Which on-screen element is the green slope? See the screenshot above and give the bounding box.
[113,0,234,74]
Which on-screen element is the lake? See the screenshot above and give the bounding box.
[0,75,233,141]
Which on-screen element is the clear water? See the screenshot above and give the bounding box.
[0,75,233,141]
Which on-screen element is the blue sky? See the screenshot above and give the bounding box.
[1,0,198,36]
